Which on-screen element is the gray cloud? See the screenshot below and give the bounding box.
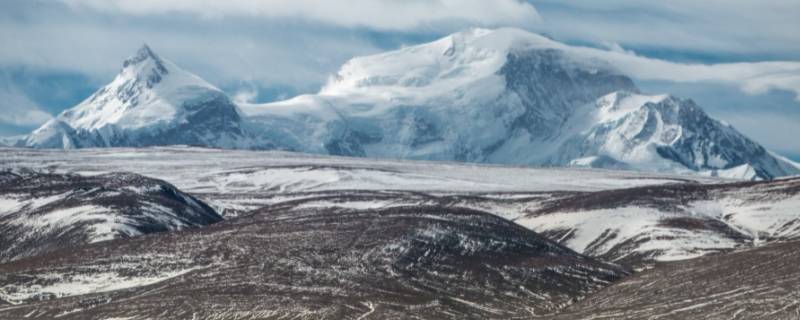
[0,16,381,90]
[0,84,52,127]
[1,0,798,155]
[3,0,799,99]
[62,0,541,30]
[530,0,800,60]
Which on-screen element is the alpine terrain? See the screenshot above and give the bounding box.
[2,25,800,320]
[16,28,800,180]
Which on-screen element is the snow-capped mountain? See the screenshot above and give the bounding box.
[241,28,799,180]
[553,91,800,179]
[22,45,251,149]
[241,28,640,161]
[19,29,800,180]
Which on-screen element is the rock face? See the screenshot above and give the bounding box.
[0,169,222,263]
[19,29,800,179]
[0,205,627,319]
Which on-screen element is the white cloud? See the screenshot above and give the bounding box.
[233,86,258,104]
[0,85,52,126]
[602,42,636,56]
[62,0,541,30]
[556,43,800,101]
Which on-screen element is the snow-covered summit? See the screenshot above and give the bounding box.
[555,91,800,179]
[320,28,562,96]
[61,44,220,131]
[241,28,798,179]
[23,44,248,149]
[318,27,628,104]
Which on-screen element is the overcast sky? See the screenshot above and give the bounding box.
[1,0,799,158]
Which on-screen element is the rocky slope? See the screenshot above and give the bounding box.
[550,240,800,320]
[517,177,800,267]
[0,169,222,263]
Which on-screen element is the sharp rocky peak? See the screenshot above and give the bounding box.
[119,44,169,89]
[123,44,162,68]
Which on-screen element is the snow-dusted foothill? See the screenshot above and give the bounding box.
[517,177,800,266]
[0,168,222,263]
[4,147,799,267]
[0,148,798,318]
[0,205,627,318]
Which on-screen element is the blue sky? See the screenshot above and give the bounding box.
[1,0,799,159]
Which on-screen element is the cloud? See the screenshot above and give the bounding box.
[2,0,800,111]
[233,86,259,104]
[3,0,798,102]
[0,12,383,91]
[61,0,541,30]
[602,42,636,56]
[553,42,800,101]
[530,0,800,59]
[0,85,52,127]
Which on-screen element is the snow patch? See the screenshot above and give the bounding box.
[0,267,201,304]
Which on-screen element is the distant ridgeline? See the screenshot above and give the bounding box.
[13,29,800,180]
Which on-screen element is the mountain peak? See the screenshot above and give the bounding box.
[123,44,163,68]
[30,42,227,136]
[320,28,566,95]
[117,43,170,91]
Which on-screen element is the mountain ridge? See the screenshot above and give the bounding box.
[16,28,800,180]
